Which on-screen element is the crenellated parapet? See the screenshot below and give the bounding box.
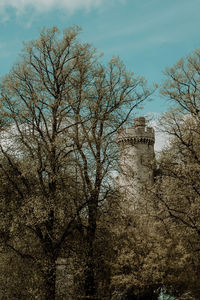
[116,117,155,145]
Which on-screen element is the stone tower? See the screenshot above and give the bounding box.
[116,116,155,206]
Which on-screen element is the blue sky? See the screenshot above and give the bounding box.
[0,0,200,116]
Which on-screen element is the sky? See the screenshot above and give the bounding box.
[0,0,199,149]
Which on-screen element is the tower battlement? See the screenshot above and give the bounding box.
[116,117,155,145]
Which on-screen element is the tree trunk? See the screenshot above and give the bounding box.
[138,288,159,300]
[43,258,57,300]
[83,199,98,300]
[84,248,97,300]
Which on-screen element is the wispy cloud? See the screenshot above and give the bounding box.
[150,120,169,152]
[94,0,200,55]
[0,42,11,57]
[0,0,124,17]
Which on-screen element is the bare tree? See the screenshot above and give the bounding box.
[0,26,152,299]
[149,49,200,298]
[158,49,200,242]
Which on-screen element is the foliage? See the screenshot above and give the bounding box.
[0,26,151,299]
[150,49,200,299]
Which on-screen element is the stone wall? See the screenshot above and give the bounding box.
[116,117,155,207]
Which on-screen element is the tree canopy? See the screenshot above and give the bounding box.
[0,26,152,300]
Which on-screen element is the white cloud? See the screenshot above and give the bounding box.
[0,0,124,16]
[150,119,170,153]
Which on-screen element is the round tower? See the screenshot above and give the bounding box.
[116,117,155,205]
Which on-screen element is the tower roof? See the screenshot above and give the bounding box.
[116,117,155,145]
[134,116,146,127]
